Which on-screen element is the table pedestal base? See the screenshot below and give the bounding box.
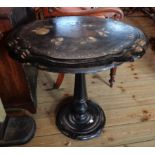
[0,115,36,146]
[56,100,105,140]
[56,74,106,140]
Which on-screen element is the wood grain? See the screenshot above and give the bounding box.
[0,8,37,113]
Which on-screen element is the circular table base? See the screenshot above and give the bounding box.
[56,99,106,140]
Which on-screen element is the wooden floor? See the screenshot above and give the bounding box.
[24,12,155,147]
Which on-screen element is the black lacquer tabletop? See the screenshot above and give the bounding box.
[7,16,148,73]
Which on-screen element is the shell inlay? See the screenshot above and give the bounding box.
[32,27,50,35]
[88,37,97,42]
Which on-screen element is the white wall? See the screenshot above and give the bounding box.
[0,98,6,123]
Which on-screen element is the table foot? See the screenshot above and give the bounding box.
[56,99,105,140]
[109,67,117,87]
[0,115,36,146]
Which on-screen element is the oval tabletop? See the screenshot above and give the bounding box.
[6,16,148,73]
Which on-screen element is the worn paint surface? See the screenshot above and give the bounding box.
[7,16,148,73]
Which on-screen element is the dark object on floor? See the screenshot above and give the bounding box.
[6,16,148,140]
[0,115,36,146]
